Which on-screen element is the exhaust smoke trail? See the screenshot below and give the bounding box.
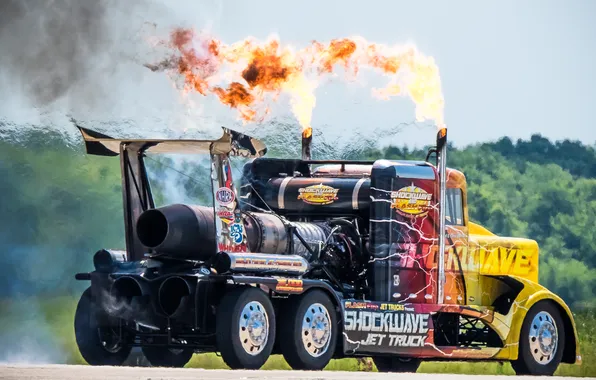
[0,0,226,142]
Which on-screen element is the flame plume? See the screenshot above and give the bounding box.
[147,28,446,134]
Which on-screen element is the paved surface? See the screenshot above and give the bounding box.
[0,365,584,380]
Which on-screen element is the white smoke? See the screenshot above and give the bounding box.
[0,0,230,142]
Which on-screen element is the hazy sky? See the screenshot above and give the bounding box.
[1,0,594,149]
[166,0,596,147]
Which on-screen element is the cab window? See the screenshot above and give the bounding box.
[445,188,464,226]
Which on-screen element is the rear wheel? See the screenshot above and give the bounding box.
[373,356,422,373]
[142,346,194,367]
[279,290,338,370]
[74,287,132,366]
[511,301,565,376]
[216,287,276,369]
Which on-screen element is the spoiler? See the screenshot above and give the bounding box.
[77,126,268,158]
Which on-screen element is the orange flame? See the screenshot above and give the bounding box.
[212,82,256,121]
[302,126,313,139]
[318,38,357,73]
[148,28,446,133]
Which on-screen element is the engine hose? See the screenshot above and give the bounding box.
[328,218,362,253]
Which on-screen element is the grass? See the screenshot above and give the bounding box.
[1,296,594,376]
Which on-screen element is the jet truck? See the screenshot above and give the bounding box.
[73,126,581,375]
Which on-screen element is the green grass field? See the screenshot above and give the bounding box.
[1,296,594,376]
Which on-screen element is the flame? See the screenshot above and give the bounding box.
[148,28,446,133]
[317,38,358,73]
[212,82,255,121]
[302,126,313,139]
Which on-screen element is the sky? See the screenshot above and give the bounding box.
[1,0,595,148]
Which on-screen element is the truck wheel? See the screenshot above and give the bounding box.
[142,347,194,367]
[373,356,421,372]
[279,290,338,370]
[511,301,565,376]
[74,287,132,366]
[216,286,276,369]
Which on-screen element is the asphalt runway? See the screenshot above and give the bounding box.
[0,365,586,380]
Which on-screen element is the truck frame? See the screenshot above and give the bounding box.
[73,126,581,375]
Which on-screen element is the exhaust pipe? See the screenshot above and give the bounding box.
[106,276,159,328]
[302,127,312,161]
[136,204,217,260]
[213,252,309,275]
[158,276,195,322]
[436,127,448,304]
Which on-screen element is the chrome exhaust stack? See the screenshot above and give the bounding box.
[436,127,448,304]
[212,252,309,275]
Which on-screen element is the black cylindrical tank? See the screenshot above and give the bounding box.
[258,177,370,215]
[136,204,217,260]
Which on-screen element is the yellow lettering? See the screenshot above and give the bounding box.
[446,248,456,271]
[500,248,517,273]
[513,253,531,276]
[460,245,469,271]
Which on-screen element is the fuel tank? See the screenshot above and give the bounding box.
[248,177,370,215]
[240,158,373,216]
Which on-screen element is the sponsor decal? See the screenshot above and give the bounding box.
[230,223,244,244]
[297,184,339,205]
[344,309,431,348]
[215,187,235,206]
[216,208,234,221]
[390,184,432,217]
[218,242,247,253]
[344,301,380,310]
[380,303,405,311]
[275,278,303,293]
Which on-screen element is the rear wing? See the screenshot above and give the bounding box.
[78,126,268,158]
[77,125,267,261]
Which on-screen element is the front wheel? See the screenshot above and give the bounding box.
[216,286,276,369]
[373,356,422,373]
[74,287,132,366]
[279,290,338,370]
[511,301,565,376]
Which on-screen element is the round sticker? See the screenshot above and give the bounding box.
[215,187,235,206]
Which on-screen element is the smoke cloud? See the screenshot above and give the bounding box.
[0,0,227,141]
[0,0,116,106]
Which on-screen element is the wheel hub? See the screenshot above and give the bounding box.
[239,301,269,356]
[98,327,123,354]
[529,311,558,365]
[302,303,331,358]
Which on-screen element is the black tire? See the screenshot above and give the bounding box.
[279,289,338,370]
[511,301,565,376]
[74,287,132,366]
[216,286,276,369]
[142,346,194,367]
[373,356,422,373]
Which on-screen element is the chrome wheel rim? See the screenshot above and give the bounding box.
[238,301,269,356]
[529,311,558,365]
[301,303,332,357]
